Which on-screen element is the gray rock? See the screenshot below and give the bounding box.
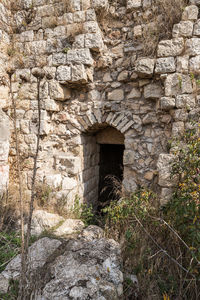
[165,73,193,96]
[155,57,176,74]
[185,38,200,55]
[67,49,94,66]
[31,210,65,236]
[157,154,176,187]
[157,38,184,57]
[172,21,193,37]
[108,89,124,101]
[189,55,200,74]
[0,237,62,293]
[135,58,155,77]
[176,94,196,110]
[57,66,72,82]
[182,5,198,21]
[144,83,163,99]
[160,97,176,110]
[54,219,85,236]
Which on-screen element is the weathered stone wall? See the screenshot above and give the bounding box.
[2,0,200,206]
[0,0,11,194]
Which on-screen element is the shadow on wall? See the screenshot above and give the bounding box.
[81,125,125,211]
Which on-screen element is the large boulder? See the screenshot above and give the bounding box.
[0,227,123,300]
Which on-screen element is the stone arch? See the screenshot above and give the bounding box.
[76,111,135,135]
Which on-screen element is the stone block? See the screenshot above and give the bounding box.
[67,48,94,66]
[73,11,85,23]
[155,57,176,74]
[144,83,163,99]
[85,33,104,52]
[0,165,9,192]
[49,81,71,101]
[160,97,176,110]
[83,21,100,33]
[193,19,200,35]
[135,58,155,77]
[157,38,184,57]
[127,0,142,10]
[86,9,97,21]
[127,88,141,99]
[108,89,124,101]
[189,55,200,74]
[185,38,200,55]
[172,109,188,122]
[73,34,85,48]
[157,153,176,187]
[57,66,72,82]
[176,94,196,109]
[92,0,109,10]
[172,121,185,137]
[69,0,81,12]
[182,5,198,21]
[165,73,193,96]
[20,30,34,42]
[176,56,189,73]
[172,21,193,37]
[62,177,77,190]
[71,64,88,83]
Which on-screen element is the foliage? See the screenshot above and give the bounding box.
[164,125,200,275]
[104,184,200,299]
[73,196,95,226]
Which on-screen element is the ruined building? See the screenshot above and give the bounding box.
[0,0,199,208]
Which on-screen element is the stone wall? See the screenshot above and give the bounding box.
[1,0,200,206]
[0,0,11,194]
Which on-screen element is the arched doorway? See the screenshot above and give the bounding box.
[81,126,124,211]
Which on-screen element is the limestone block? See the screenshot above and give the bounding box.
[127,0,142,10]
[49,80,71,101]
[172,121,185,137]
[144,83,163,99]
[52,52,67,66]
[135,58,155,77]
[63,12,74,24]
[176,94,196,109]
[172,109,188,122]
[27,41,47,55]
[73,34,85,48]
[44,98,60,112]
[172,21,193,37]
[134,25,142,37]
[55,155,81,175]
[62,177,77,190]
[54,219,84,236]
[92,0,109,10]
[67,48,94,66]
[0,86,9,103]
[57,66,72,82]
[165,73,193,96]
[142,112,157,124]
[160,97,176,110]
[108,89,124,101]
[85,33,104,52]
[69,0,81,12]
[127,88,141,99]
[193,19,200,35]
[123,177,137,193]
[182,5,198,21]
[155,57,176,74]
[86,9,97,21]
[189,55,200,74]
[157,38,184,57]
[18,83,38,100]
[73,11,85,23]
[0,275,9,294]
[185,38,200,55]
[71,64,88,83]
[0,141,9,162]
[83,21,100,33]
[157,154,176,187]
[31,210,65,236]
[20,30,34,42]
[176,56,189,73]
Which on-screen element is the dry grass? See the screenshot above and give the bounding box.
[142,0,189,56]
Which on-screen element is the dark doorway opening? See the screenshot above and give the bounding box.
[98,144,124,210]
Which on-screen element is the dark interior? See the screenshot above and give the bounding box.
[98,144,124,210]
